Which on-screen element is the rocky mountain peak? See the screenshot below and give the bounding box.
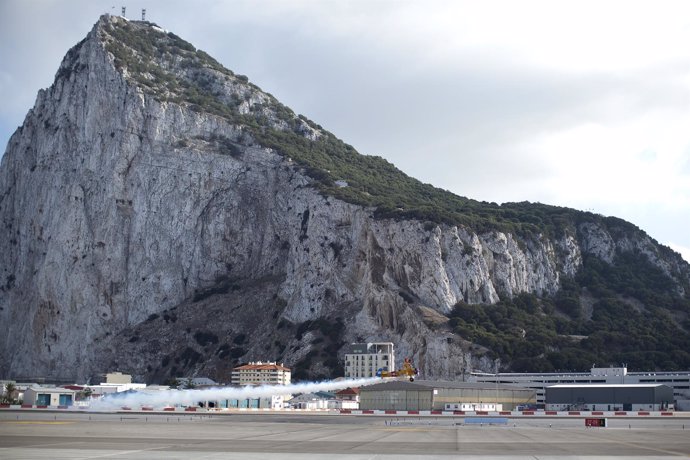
[1,16,688,383]
[95,15,320,137]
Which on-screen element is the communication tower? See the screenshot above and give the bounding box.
[121,7,126,17]
[142,9,146,21]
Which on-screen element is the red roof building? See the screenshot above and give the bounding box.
[231,361,291,386]
[335,387,360,401]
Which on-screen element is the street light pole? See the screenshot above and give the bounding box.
[494,361,499,411]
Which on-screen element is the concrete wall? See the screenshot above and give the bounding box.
[23,388,75,406]
[105,372,132,384]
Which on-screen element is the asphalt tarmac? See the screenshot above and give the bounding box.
[0,411,689,459]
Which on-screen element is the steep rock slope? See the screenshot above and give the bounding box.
[1,16,688,382]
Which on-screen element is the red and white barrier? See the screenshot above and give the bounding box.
[338,409,684,417]
[0,404,684,417]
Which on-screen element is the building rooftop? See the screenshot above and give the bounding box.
[360,381,431,392]
[61,385,85,391]
[233,362,290,372]
[414,380,533,391]
[175,377,217,386]
[24,387,76,394]
[343,342,394,354]
[336,387,360,395]
[289,392,334,402]
[548,384,670,389]
[471,367,690,379]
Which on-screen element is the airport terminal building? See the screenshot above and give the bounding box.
[545,384,674,411]
[471,367,690,409]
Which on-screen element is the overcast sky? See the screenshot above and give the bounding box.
[1,0,689,262]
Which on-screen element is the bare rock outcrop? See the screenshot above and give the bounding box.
[1,16,688,382]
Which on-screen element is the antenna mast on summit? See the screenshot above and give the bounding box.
[142,9,146,21]
[121,7,126,18]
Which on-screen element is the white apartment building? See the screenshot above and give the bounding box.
[470,367,690,409]
[231,361,291,385]
[344,342,395,379]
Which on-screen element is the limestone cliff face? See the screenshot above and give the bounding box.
[1,16,688,382]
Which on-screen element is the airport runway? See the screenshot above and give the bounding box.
[0,411,689,459]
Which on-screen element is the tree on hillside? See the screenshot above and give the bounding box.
[2,382,17,404]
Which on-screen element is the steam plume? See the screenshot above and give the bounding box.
[89,377,382,410]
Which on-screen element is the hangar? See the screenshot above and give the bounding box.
[359,381,433,411]
[545,384,674,411]
[359,380,535,411]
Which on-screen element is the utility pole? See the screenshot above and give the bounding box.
[494,360,499,411]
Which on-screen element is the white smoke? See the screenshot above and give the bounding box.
[89,377,382,410]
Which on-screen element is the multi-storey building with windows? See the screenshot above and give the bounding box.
[344,342,395,379]
[231,361,291,386]
[470,367,690,409]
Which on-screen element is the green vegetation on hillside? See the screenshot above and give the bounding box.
[450,251,690,372]
[99,19,650,241]
[99,19,690,372]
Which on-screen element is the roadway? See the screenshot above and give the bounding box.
[0,411,689,459]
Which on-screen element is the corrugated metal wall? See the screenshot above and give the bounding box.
[546,386,674,404]
[432,387,535,410]
[360,389,434,410]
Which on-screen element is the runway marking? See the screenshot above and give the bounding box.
[378,427,447,432]
[80,445,174,459]
[593,434,690,457]
[2,440,84,449]
[0,421,75,425]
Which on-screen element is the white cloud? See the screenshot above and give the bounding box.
[388,1,690,73]
[525,111,690,210]
[1,0,689,262]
